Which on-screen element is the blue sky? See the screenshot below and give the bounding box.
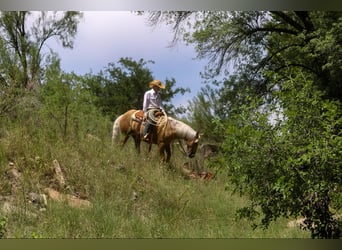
[48,11,210,108]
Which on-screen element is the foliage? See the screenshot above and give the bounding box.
[0,127,309,238]
[146,11,342,101]
[38,56,108,142]
[0,11,83,90]
[0,216,6,238]
[219,72,342,238]
[186,84,222,141]
[186,73,268,142]
[265,12,342,101]
[0,11,83,123]
[84,57,190,118]
[146,11,342,238]
[1,10,339,239]
[89,57,155,117]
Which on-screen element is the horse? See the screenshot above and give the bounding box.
[112,109,200,162]
[112,109,142,151]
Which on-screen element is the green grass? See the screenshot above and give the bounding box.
[0,121,310,238]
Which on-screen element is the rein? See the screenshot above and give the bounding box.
[177,139,188,156]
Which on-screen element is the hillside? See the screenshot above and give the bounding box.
[0,119,309,238]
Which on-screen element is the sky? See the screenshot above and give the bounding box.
[48,11,211,108]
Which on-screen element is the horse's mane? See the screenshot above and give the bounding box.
[159,116,196,140]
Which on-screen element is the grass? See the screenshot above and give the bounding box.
[0,119,310,238]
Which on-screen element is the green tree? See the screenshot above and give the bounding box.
[146,11,342,101]
[187,73,266,141]
[40,55,104,142]
[0,11,83,119]
[145,11,342,238]
[0,11,83,90]
[186,84,221,141]
[85,57,189,118]
[220,72,341,238]
[40,56,74,140]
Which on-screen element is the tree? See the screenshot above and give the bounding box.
[220,71,341,238]
[0,11,83,120]
[40,55,106,142]
[0,11,83,90]
[145,11,342,238]
[40,56,75,140]
[146,11,342,101]
[186,84,222,141]
[85,57,189,118]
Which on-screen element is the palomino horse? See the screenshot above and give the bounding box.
[112,109,200,162]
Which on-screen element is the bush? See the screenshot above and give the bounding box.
[219,73,342,238]
[0,216,6,238]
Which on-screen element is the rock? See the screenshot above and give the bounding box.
[131,191,138,201]
[186,170,214,181]
[287,218,305,228]
[7,168,22,181]
[44,188,62,202]
[182,162,192,175]
[27,192,48,207]
[86,133,101,142]
[2,201,15,214]
[199,171,213,180]
[65,194,92,209]
[53,159,66,188]
[199,143,220,159]
[7,168,22,194]
[28,192,41,202]
[44,188,92,209]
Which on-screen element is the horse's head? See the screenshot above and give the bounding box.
[186,131,200,158]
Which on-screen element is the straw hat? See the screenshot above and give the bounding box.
[149,79,165,89]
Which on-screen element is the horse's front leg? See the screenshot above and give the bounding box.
[165,144,171,163]
[158,143,166,163]
[148,142,152,153]
[134,136,141,154]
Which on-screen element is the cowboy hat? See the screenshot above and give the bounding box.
[149,79,165,89]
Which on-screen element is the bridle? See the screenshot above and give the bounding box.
[177,139,188,156]
[177,138,199,158]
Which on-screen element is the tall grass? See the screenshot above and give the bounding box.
[0,113,309,238]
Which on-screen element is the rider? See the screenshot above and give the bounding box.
[142,79,165,141]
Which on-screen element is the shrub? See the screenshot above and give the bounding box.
[219,73,342,238]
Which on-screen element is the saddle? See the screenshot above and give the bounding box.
[132,110,144,122]
[132,110,164,124]
[131,110,165,142]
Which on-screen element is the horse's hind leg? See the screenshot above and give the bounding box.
[165,144,171,163]
[134,137,141,154]
[121,134,130,147]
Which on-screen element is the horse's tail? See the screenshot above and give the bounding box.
[112,115,122,145]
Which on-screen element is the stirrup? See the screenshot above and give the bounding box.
[143,133,150,141]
